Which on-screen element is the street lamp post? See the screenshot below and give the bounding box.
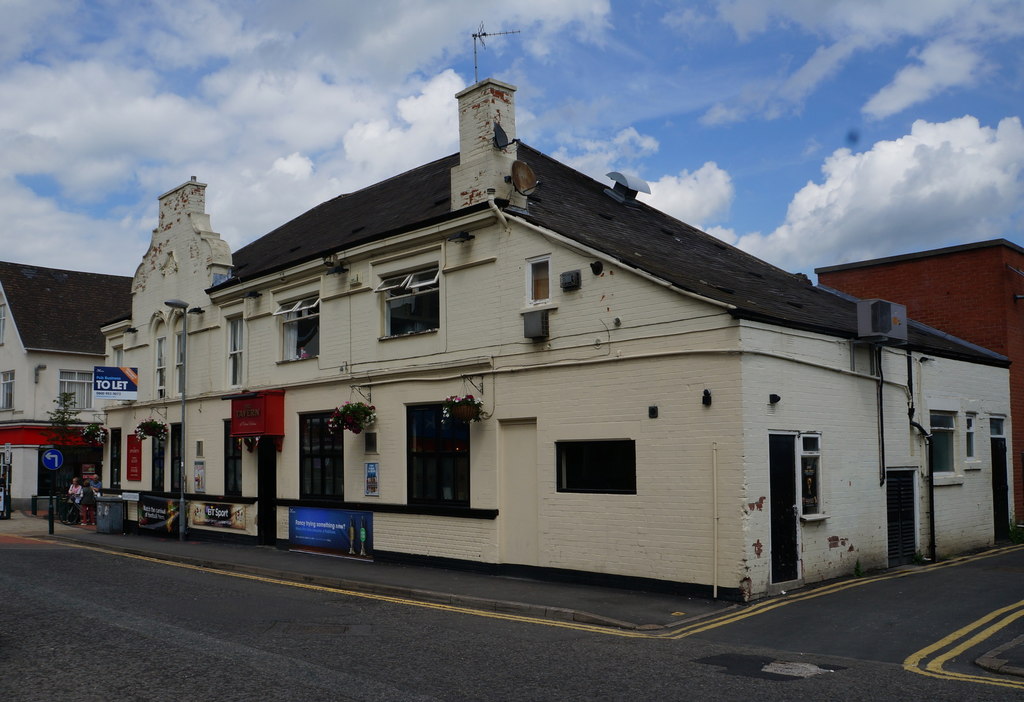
[165,299,189,542]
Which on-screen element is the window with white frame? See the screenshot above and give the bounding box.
[930,412,956,473]
[175,332,185,395]
[375,267,440,336]
[527,257,550,304]
[59,370,92,409]
[991,416,1005,438]
[275,297,320,360]
[0,371,12,409]
[227,317,244,386]
[113,346,124,367]
[800,434,822,514]
[155,336,167,399]
[0,303,6,344]
[965,413,976,459]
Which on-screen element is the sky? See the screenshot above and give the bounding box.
[1,0,1022,281]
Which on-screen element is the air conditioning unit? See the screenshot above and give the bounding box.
[856,299,908,342]
[523,309,549,340]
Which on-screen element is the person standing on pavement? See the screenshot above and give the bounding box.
[80,478,97,526]
[67,477,83,505]
[90,472,102,495]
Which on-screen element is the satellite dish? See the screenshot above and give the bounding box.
[493,121,511,149]
[511,160,538,195]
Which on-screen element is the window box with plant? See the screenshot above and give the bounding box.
[81,423,108,446]
[135,419,168,441]
[328,401,376,435]
[442,395,483,423]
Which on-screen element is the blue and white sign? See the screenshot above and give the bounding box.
[93,366,139,400]
[288,507,373,560]
[42,449,64,471]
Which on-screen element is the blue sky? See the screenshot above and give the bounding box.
[1,0,1022,279]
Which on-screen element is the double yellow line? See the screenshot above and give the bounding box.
[663,544,1024,640]
[903,599,1024,690]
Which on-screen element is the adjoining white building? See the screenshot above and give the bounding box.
[0,261,131,505]
[99,79,1011,600]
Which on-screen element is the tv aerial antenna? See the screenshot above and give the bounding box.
[472,22,520,83]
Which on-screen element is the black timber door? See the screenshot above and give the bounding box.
[887,470,916,566]
[991,440,1009,540]
[257,437,277,546]
[769,434,798,583]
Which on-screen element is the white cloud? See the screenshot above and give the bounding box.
[271,153,313,180]
[736,115,1024,269]
[553,127,660,180]
[701,0,1023,122]
[647,163,734,228]
[863,39,985,119]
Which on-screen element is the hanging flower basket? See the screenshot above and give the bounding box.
[81,423,108,446]
[442,394,483,423]
[135,419,168,441]
[328,401,376,435]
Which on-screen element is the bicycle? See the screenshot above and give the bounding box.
[59,498,81,525]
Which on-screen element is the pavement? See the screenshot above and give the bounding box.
[0,507,732,631]
[3,507,1023,679]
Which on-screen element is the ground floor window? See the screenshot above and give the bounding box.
[299,413,343,498]
[110,428,122,489]
[152,435,166,492]
[930,412,955,473]
[800,434,821,514]
[407,404,469,505]
[170,423,182,492]
[224,422,242,496]
[556,439,636,494]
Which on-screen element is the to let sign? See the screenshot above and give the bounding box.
[94,367,139,400]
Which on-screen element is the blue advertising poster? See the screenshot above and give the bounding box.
[93,366,139,400]
[288,507,373,560]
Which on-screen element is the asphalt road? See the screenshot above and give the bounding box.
[1,537,1022,701]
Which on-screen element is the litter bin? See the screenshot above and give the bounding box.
[95,496,125,534]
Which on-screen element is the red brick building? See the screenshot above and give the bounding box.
[817,239,1024,524]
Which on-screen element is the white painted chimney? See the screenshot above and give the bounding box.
[450,78,520,211]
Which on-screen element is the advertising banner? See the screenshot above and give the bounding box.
[288,507,373,560]
[364,462,379,497]
[190,501,246,530]
[93,366,139,400]
[138,494,179,535]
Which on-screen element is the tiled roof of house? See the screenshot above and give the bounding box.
[0,261,132,354]
[223,144,1007,367]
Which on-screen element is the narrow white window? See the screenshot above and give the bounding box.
[175,332,185,395]
[0,371,13,409]
[965,413,976,459]
[228,318,244,386]
[0,303,6,344]
[156,336,167,399]
[527,257,550,304]
[800,434,822,515]
[113,346,124,367]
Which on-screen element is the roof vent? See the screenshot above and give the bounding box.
[856,299,908,343]
[604,171,650,206]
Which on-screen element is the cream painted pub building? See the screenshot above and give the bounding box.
[100,79,1012,600]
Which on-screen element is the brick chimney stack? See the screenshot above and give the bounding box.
[450,78,521,211]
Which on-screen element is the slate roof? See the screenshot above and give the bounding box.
[221,144,1007,368]
[0,261,132,354]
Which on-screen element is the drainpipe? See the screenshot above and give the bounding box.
[876,345,887,486]
[712,441,719,600]
[907,350,936,562]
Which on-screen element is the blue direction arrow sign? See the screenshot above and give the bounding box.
[42,449,64,471]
